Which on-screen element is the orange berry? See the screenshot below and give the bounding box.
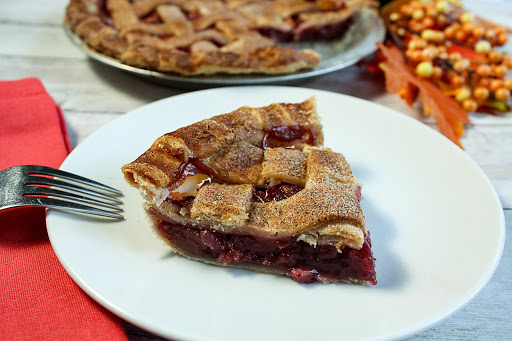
[436,14,448,27]
[485,29,497,41]
[503,55,512,68]
[433,66,443,78]
[497,33,508,46]
[476,64,492,77]
[493,65,508,78]
[400,4,414,16]
[444,25,456,39]
[423,17,435,28]
[462,99,478,112]
[473,87,490,101]
[495,25,506,34]
[422,46,438,60]
[490,79,504,92]
[495,88,511,101]
[472,25,485,39]
[455,30,466,41]
[479,78,491,88]
[505,78,512,90]
[462,22,474,34]
[489,50,502,63]
[450,74,465,86]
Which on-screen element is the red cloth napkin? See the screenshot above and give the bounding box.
[0,78,128,341]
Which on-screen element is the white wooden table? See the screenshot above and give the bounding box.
[1,1,510,340]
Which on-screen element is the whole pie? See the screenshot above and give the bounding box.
[65,0,375,76]
[122,97,377,284]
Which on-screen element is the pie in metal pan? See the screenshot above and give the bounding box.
[64,0,385,86]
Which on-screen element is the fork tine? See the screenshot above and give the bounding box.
[26,176,123,204]
[21,196,124,219]
[27,165,122,196]
[24,186,124,212]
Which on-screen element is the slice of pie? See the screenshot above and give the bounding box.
[122,97,376,284]
[65,0,375,76]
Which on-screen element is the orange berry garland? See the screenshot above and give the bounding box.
[376,0,511,147]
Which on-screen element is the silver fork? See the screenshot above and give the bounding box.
[0,165,124,219]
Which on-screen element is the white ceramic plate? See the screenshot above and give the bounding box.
[47,87,505,341]
[65,8,385,88]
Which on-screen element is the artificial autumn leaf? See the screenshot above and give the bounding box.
[378,42,470,147]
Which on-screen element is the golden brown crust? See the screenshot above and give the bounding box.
[123,97,367,249]
[65,0,373,76]
[122,97,322,187]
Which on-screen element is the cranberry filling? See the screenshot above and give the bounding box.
[252,183,303,203]
[256,27,294,43]
[96,0,114,26]
[151,209,377,284]
[295,17,354,41]
[261,125,316,149]
[169,157,219,191]
[142,11,163,24]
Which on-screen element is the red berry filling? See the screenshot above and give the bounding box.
[150,209,377,284]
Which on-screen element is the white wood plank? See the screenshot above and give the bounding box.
[0,56,183,113]
[0,23,85,59]
[0,0,69,25]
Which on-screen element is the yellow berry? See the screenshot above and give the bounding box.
[449,52,462,61]
[453,59,470,72]
[412,9,425,20]
[462,99,478,112]
[421,29,436,41]
[495,88,511,101]
[460,12,475,24]
[436,1,449,13]
[389,12,400,21]
[475,40,492,54]
[416,61,434,77]
[456,87,471,102]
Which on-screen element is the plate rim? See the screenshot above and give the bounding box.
[47,86,506,341]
